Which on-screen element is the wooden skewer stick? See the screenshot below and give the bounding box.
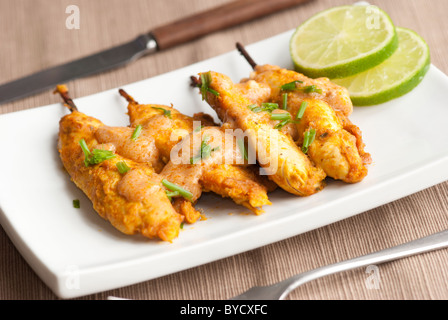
[190,42,256,89]
[190,75,201,88]
[118,88,139,105]
[236,42,258,70]
[53,84,77,112]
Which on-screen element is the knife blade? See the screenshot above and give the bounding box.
[0,0,312,105]
[0,35,156,105]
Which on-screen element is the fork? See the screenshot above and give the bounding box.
[230,229,448,300]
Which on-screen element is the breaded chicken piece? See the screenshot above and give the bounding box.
[195,71,326,196]
[246,64,353,116]
[160,126,273,215]
[58,110,183,242]
[293,99,369,183]
[95,126,165,173]
[241,64,371,183]
[120,90,274,217]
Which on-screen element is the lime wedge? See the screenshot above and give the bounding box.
[332,27,430,106]
[290,5,398,78]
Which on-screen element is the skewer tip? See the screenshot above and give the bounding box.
[235,42,257,70]
[118,88,138,104]
[54,84,77,112]
[190,76,201,88]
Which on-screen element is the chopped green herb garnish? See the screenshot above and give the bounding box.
[270,112,294,130]
[131,125,143,141]
[180,222,185,229]
[190,157,198,164]
[200,72,220,100]
[207,88,219,97]
[194,125,204,132]
[237,138,248,160]
[303,85,323,94]
[274,119,291,130]
[116,161,131,174]
[280,81,322,94]
[190,135,220,164]
[162,179,193,202]
[282,93,288,110]
[165,190,180,201]
[296,101,308,120]
[261,103,279,111]
[79,139,91,161]
[152,107,172,119]
[252,107,264,113]
[73,199,80,209]
[79,139,116,167]
[247,104,266,112]
[86,149,116,166]
[302,128,316,154]
[270,112,291,121]
[248,103,279,113]
[280,80,303,90]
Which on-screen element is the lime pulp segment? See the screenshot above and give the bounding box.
[332,27,431,106]
[290,5,398,79]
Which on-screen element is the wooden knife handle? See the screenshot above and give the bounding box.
[151,0,312,50]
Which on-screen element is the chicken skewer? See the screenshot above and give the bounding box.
[191,71,327,196]
[235,43,371,183]
[55,85,184,242]
[57,86,205,225]
[119,89,275,217]
[236,43,354,117]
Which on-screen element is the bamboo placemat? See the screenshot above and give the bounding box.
[1,0,447,300]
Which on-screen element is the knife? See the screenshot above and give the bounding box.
[0,0,312,105]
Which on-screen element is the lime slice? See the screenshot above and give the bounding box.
[290,5,398,79]
[332,27,430,106]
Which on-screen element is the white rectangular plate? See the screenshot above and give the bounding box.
[1,30,448,299]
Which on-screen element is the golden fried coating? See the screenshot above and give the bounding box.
[58,111,183,241]
[121,91,273,216]
[199,71,326,196]
[95,125,165,173]
[127,103,195,164]
[201,164,274,215]
[294,99,369,183]
[247,64,353,116]
[242,64,371,183]
[160,126,273,215]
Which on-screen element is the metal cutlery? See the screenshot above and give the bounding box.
[230,229,448,299]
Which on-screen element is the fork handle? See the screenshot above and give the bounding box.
[281,229,448,298]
